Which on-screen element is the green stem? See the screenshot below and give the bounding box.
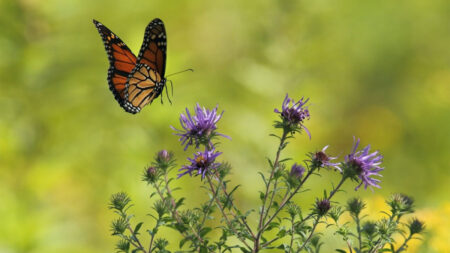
[297,176,347,252]
[261,167,316,233]
[394,234,413,253]
[288,217,295,253]
[214,171,256,239]
[127,225,147,253]
[153,177,204,246]
[148,226,156,252]
[255,129,289,252]
[206,175,252,250]
[259,130,289,228]
[297,217,319,252]
[355,215,362,252]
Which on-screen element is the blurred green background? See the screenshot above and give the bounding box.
[1,0,449,252]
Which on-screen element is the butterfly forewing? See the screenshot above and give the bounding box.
[93,19,137,106]
[136,18,167,77]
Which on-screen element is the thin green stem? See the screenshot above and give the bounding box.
[206,175,252,250]
[297,217,319,252]
[255,129,289,252]
[288,217,295,253]
[258,130,289,229]
[394,234,413,253]
[261,167,316,232]
[355,216,362,252]
[148,230,156,253]
[214,171,256,239]
[153,177,204,246]
[127,225,147,253]
[297,176,347,252]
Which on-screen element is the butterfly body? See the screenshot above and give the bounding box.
[93,18,167,114]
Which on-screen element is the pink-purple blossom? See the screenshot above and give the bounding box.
[345,138,384,190]
[311,145,341,171]
[178,148,222,179]
[274,94,311,138]
[171,104,230,150]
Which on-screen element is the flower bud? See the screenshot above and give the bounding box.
[157,150,171,163]
[408,218,425,235]
[388,193,414,215]
[143,166,158,183]
[314,198,331,217]
[290,163,305,179]
[346,198,365,217]
[362,221,376,236]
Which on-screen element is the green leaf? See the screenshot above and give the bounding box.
[267,158,274,169]
[133,222,143,235]
[200,245,208,253]
[179,237,188,248]
[200,227,212,237]
[266,222,280,231]
[335,249,347,253]
[259,191,265,201]
[176,197,185,208]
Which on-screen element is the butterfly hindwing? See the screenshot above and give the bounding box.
[122,63,164,113]
[93,19,137,107]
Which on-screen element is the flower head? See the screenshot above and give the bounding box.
[387,193,414,215]
[408,218,425,235]
[346,198,366,217]
[290,163,305,179]
[344,138,383,190]
[178,148,222,179]
[362,221,377,236]
[274,94,311,137]
[171,103,230,150]
[310,145,340,171]
[314,198,331,217]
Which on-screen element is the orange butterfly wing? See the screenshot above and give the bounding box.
[122,18,168,114]
[93,19,137,107]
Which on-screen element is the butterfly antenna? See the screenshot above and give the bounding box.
[165,68,194,78]
[165,80,173,105]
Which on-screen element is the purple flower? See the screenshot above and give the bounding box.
[178,148,222,179]
[311,145,341,171]
[274,94,311,138]
[171,103,230,150]
[314,198,331,216]
[290,163,305,179]
[345,138,384,190]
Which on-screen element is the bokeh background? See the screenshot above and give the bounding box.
[1,0,449,252]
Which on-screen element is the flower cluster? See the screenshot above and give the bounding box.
[108,94,425,253]
[171,103,230,179]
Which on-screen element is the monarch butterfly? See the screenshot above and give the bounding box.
[93,18,167,114]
